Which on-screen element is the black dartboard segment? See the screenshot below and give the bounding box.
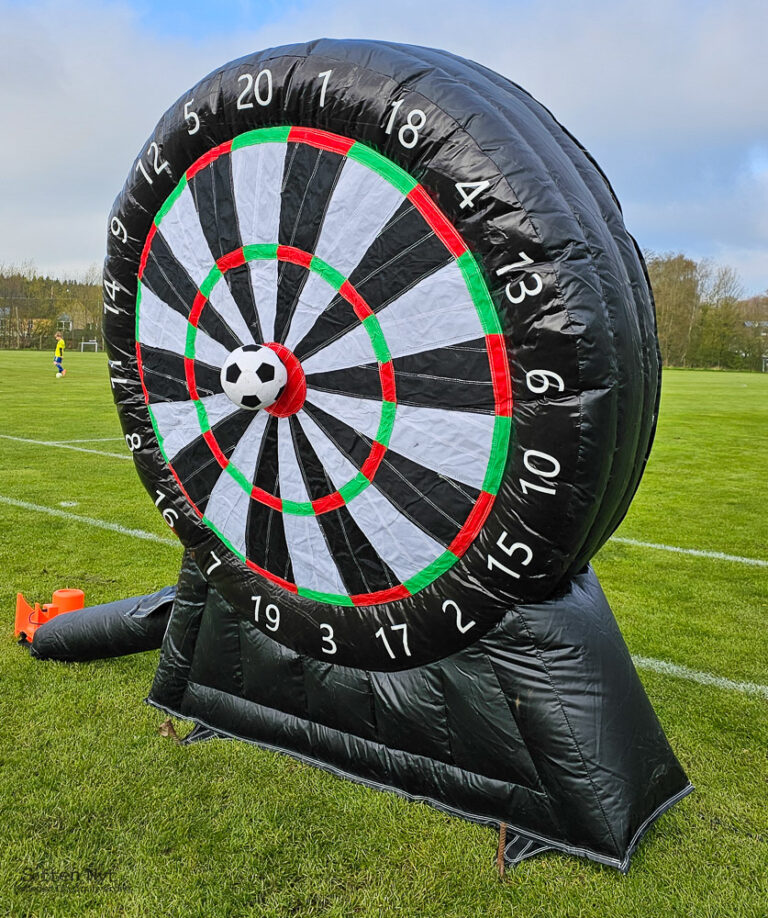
[104,41,660,670]
[136,127,511,609]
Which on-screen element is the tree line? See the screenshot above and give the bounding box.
[646,252,767,371]
[0,262,102,350]
[1,255,766,369]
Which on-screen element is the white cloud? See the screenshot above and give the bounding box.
[1,0,766,293]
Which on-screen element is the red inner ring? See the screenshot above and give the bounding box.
[182,246,395,514]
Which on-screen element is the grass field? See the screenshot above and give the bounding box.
[0,351,766,918]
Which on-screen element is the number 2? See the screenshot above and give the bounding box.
[442,599,475,634]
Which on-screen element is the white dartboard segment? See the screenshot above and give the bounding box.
[276,418,348,595]
[138,285,230,368]
[300,261,484,376]
[204,412,270,555]
[149,393,241,461]
[297,410,445,581]
[311,156,405,278]
[302,389,494,489]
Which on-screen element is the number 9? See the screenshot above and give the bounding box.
[525,369,565,394]
[265,603,280,632]
[110,217,128,243]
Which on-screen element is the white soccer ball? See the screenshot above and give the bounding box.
[220,345,287,410]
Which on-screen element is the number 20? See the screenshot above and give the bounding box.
[237,69,273,108]
[442,599,475,634]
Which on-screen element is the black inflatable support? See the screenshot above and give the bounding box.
[30,588,174,662]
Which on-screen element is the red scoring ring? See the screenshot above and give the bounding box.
[174,245,395,514]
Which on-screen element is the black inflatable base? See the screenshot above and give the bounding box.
[146,552,692,872]
[27,562,691,870]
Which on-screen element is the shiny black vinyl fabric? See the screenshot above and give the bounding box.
[100,39,690,869]
[30,588,174,662]
[148,552,690,870]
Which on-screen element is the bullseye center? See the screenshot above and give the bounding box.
[219,343,305,416]
[262,343,307,418]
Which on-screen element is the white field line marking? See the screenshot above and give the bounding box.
[611,536,767,568]
[5,432,765,567]
[53,437,124,443]
[632,655,768,700]
[0,434,130,461]
[0,495,178,547]
[2,493,766,699]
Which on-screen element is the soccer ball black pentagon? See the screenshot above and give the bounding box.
[220,345,287,411]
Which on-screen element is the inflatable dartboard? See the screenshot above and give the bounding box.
[104,39,660,671]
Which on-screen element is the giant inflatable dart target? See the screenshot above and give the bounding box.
[104,40,691,870]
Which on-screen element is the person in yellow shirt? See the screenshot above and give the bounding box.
[54,332,66,377]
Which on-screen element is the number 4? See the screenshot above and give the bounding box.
[455,180,490,209]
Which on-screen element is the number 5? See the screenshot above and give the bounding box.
[184,100,200,135]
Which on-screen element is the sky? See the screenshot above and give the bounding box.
[1,0,766,295]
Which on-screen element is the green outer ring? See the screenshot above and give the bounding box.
[137,126,511,604]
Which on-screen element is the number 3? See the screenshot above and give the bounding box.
[320,623,337,655]
[505,274,543,305]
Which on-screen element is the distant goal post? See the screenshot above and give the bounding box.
[80,340,99,352]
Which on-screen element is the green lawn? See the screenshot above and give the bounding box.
[0,352,766,917]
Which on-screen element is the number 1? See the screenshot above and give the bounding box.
[317,70,332,107]
[384,99,404,134]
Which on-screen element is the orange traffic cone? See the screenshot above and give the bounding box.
[14,588,85,641]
